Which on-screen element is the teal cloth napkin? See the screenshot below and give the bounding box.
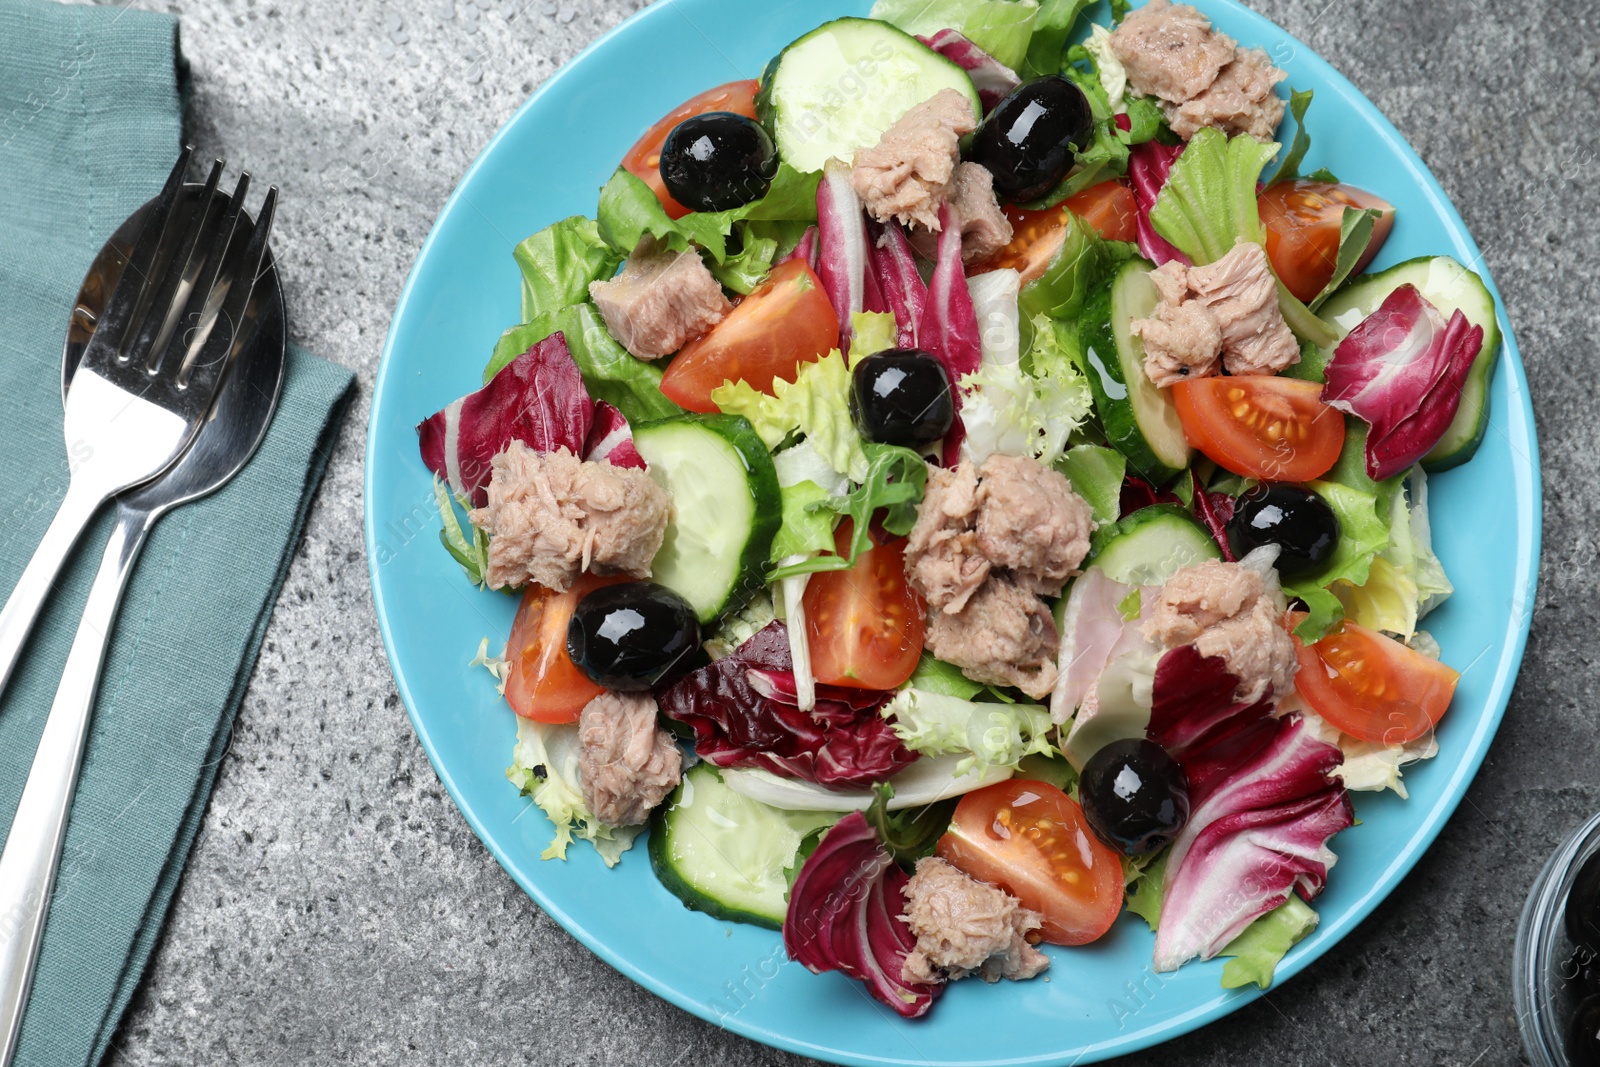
[0,2,357,1064]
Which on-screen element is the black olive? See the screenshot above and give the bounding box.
[1078,738,1191,856]
[1570,993,1600,1067]
[1570,850,1600,953]
[969,76,1094,202]
[567,582,700,691]
[1225,484,1340,578]
[659,112,778,213]
[849,349,954,447]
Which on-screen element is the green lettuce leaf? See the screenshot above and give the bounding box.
[485,303,681,425]
[1333,466,1453,637]
[514,215,621,322]
[710,223,779,295]
[1054,443,1127,525]
[851,311,899,360]
[596,165,819,264]
[1149,127,1277,262]
[772,479,837,562]
[506,717,642,866]
[1281,446,1398,641]
[881,688,1055,776]
[908,653,986,699]
[962,0,1040,69]
[1022,0,1094,78]
[1219,895,1319,990]
[1125,850,1167,929]
[432,478,489,588]
[711,350,869,481]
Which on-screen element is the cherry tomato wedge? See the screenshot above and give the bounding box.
[621,80,760,220]
[1172,376,1345,482]
[938,779,1123,946]
[972,180,1139,283]
[662,258,839,413]
[1291,617,1460,745]
[802,520,924,691]
[1259,181,1395,304]
[503,573,629,723]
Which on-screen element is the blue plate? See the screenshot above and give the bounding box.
[364,2,1540,1062]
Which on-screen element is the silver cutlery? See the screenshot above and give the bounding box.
[0,169,286,1067]
[0,148,249,700]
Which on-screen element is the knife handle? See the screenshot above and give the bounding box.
[0,476,112,702]
[0,505,147,1067]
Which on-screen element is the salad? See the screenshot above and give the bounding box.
[414,0,1498,1019]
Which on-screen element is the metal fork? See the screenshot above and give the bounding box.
[0,148,246,699]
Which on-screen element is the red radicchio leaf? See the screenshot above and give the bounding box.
[1153,781,1353,972]
[1322,285,1485,480]
[1119,477,1182,517]
[916,201,983,466]
[581,400,645,470]
[416,331,594,506]
[817,162,872,354]
[1146,648,1352,972]
[1191,490,1238,562]
[1127,141,1191,267]
[655,622,916,789]
[866,218,929,350]
[784,812,942,1018]
[778,224,820,271]
[916,29,1021,112]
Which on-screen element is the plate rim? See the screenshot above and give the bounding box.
[362,2,1542,1062]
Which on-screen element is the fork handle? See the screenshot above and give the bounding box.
[0,477,113,702]
[0,505,147,1067]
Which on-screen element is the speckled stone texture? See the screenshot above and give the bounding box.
[76,0,1595,1064]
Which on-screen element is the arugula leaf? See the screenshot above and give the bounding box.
[1267,88,1314,187]
[485,303,681,424]
[865,783,958,865]
[514,216,621,322]
[1109,0,1131,20]
[784,824,829,894]
[1307,207,1383,311]
[1219,895,1319,989]
[768,443,929,580]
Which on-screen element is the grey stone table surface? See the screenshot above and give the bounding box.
[78,0,1593,1064]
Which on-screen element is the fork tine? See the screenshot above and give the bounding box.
[78,146,192,370]
[134,158,225,377]
[181,185,277,394]
[156,171,250,385]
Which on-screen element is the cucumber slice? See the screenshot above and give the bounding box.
[1079,259,1193,484]
[1089,504,1221,586]
[633,414,781,623]
[649,762,841,929]
[1316,255,1502,471]
[757,18,980,174]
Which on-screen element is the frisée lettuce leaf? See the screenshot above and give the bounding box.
[882,688,1056,777]
[507,716,643,867]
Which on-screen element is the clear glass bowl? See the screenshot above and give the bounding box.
[1515,810,1600,1065]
